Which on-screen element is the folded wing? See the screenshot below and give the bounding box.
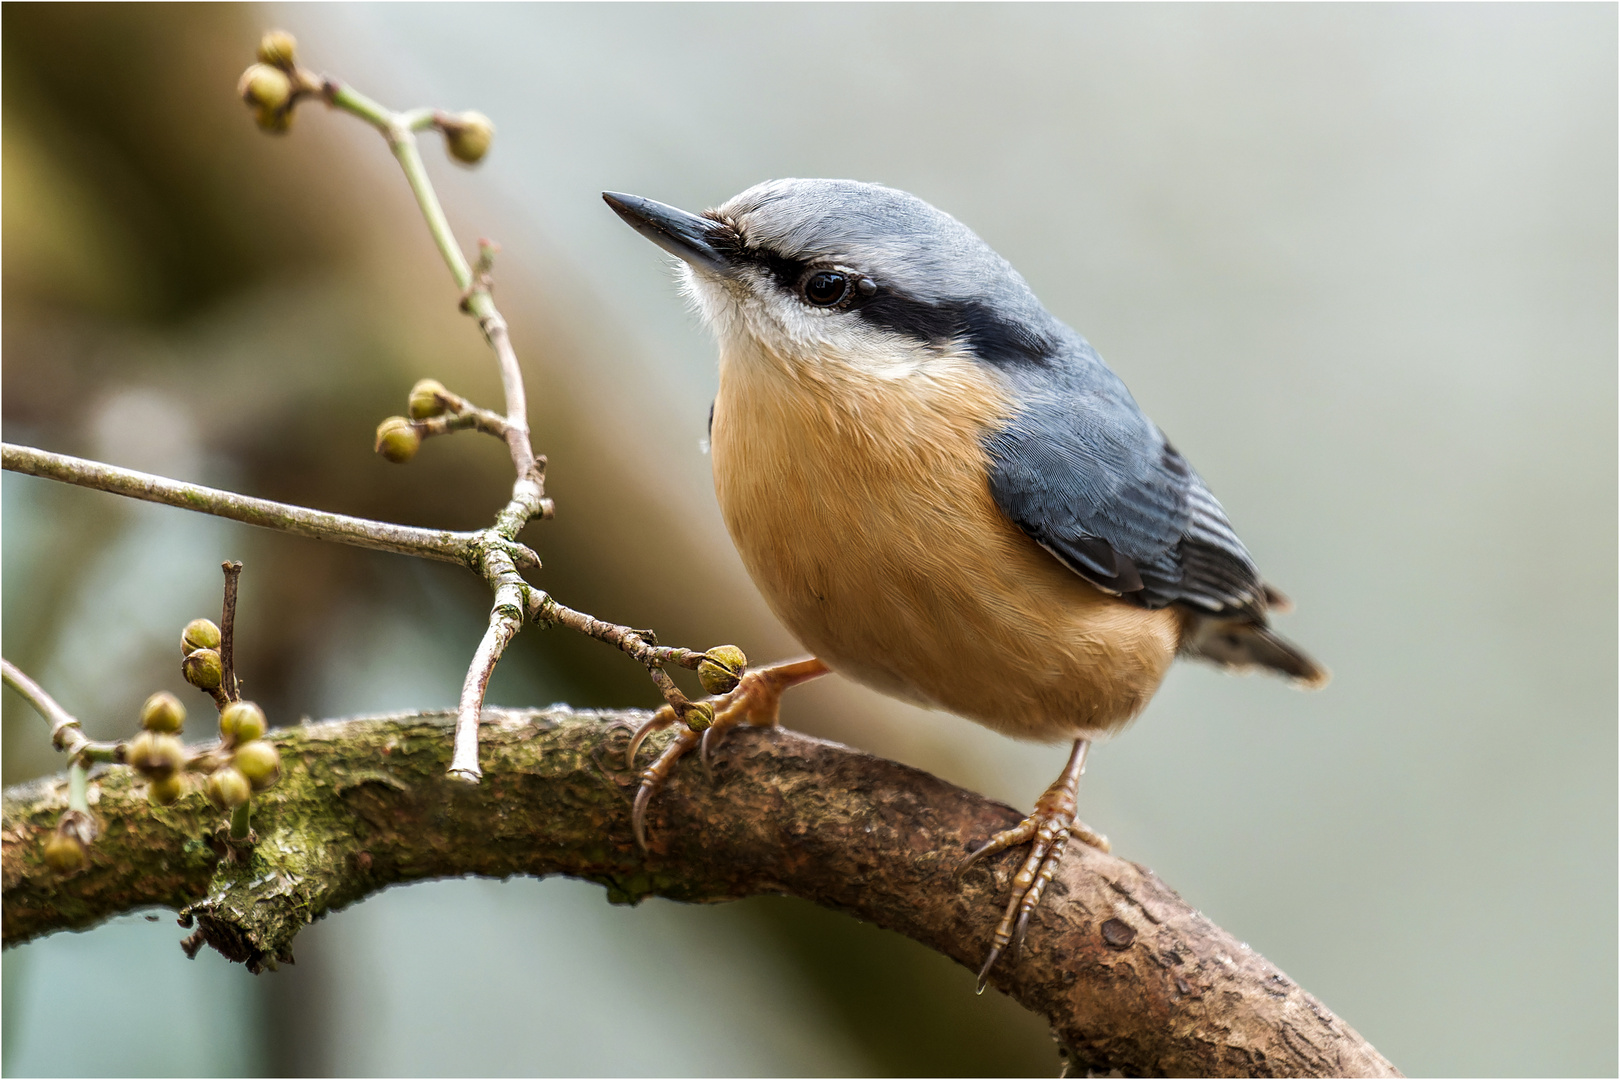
[983,344,1268,621]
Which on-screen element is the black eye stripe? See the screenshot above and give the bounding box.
[703,225,1046,359]
[698,222,808,289]
[854,295,1058,367]
[699,222,1053,364]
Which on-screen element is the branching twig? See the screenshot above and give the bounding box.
[0,659,120,765]
[410,387,519,445]
[529,590,711,721]
[302,68,553,781]
[0,443,538,570]
[9,39,728,786]
[530,592,706,673]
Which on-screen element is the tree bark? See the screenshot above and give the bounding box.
[2,707,1399,1077]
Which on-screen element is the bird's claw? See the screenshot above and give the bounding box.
[630,725,698,851]
[626,709,736,852]
[699,723,725,783]
[625,657,830,853]
[963,739,1105,993]
[624,706,677,770]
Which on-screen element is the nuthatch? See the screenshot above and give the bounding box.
[605,179,1326,988]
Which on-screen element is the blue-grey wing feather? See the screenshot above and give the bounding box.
[984,335,1266,618]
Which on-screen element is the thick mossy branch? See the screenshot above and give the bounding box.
[2,708,1398,1077]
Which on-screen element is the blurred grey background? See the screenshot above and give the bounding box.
[3,4,1614,1076]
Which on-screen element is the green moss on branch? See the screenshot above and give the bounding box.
[2,707,1398,1077]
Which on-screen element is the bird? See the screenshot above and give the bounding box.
[603,179,1326,989]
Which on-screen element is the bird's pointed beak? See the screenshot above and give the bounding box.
[603,192,736,276]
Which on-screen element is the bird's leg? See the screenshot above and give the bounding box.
[960,737,1110,992]
[629,656,830,850]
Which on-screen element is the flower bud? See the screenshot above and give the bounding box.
[374,416,420,464]
[208,767,252,809]
[238,63,292,112]
[408,379,451,420]
[140,691,186,734]
[698,645,748,696]
[183,648,223,691]
[220,700,268,745]
[182,618,221,654]
[256,30,298,68]
[43,832,86,873]
[681,701,715,731]
[126,731,155,772]
[128,731,184,778]
[254,105,294,135]
[442,111,494,165]
[148,774,184,806]
[149,734,185,777]
[233,741,282,791]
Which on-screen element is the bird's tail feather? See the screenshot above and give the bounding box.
[1181,617,1329,689]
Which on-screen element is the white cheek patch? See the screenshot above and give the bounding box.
[678,264,743,339]
[683,264,949,380]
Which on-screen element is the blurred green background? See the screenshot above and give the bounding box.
[3,4,1614,1076]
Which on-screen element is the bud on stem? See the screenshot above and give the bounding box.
[182,619,221,654]
[698,646,749,696]
[374,416,421,463]
[140,691,186,734]
[409,379,451,420]
[256,30,298,69]
[183,648,224,692]
[439,111,495,165]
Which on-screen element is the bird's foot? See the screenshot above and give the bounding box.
[627,656,829,851]
[959,738,1107,992]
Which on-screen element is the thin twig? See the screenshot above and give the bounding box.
[448,614,521,780]
[413,408,513,442]
[321,80,532,472]
[0,659,119,763]
[1,443,538,570]
[2,659,84,754]
[448,548,532,780]
[529,590,705,709]
[480,313,535,477]
[67,763,90,816]
[317,73,549,780]
[220,561,243,703]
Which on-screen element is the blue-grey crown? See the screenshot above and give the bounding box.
[715,179,1073,368]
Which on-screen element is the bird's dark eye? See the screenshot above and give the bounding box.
[802,271,850,307]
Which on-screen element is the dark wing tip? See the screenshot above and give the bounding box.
[1182,619,1330,689]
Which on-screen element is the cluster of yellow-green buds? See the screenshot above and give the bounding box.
[237,29,495,166]
[374,378,453,464]
[176,617,282,811]
[674,646,749,731]
[128,691,188,806]
[181,618,224,694]
[237,30,303,133]
[210,700,282,810]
